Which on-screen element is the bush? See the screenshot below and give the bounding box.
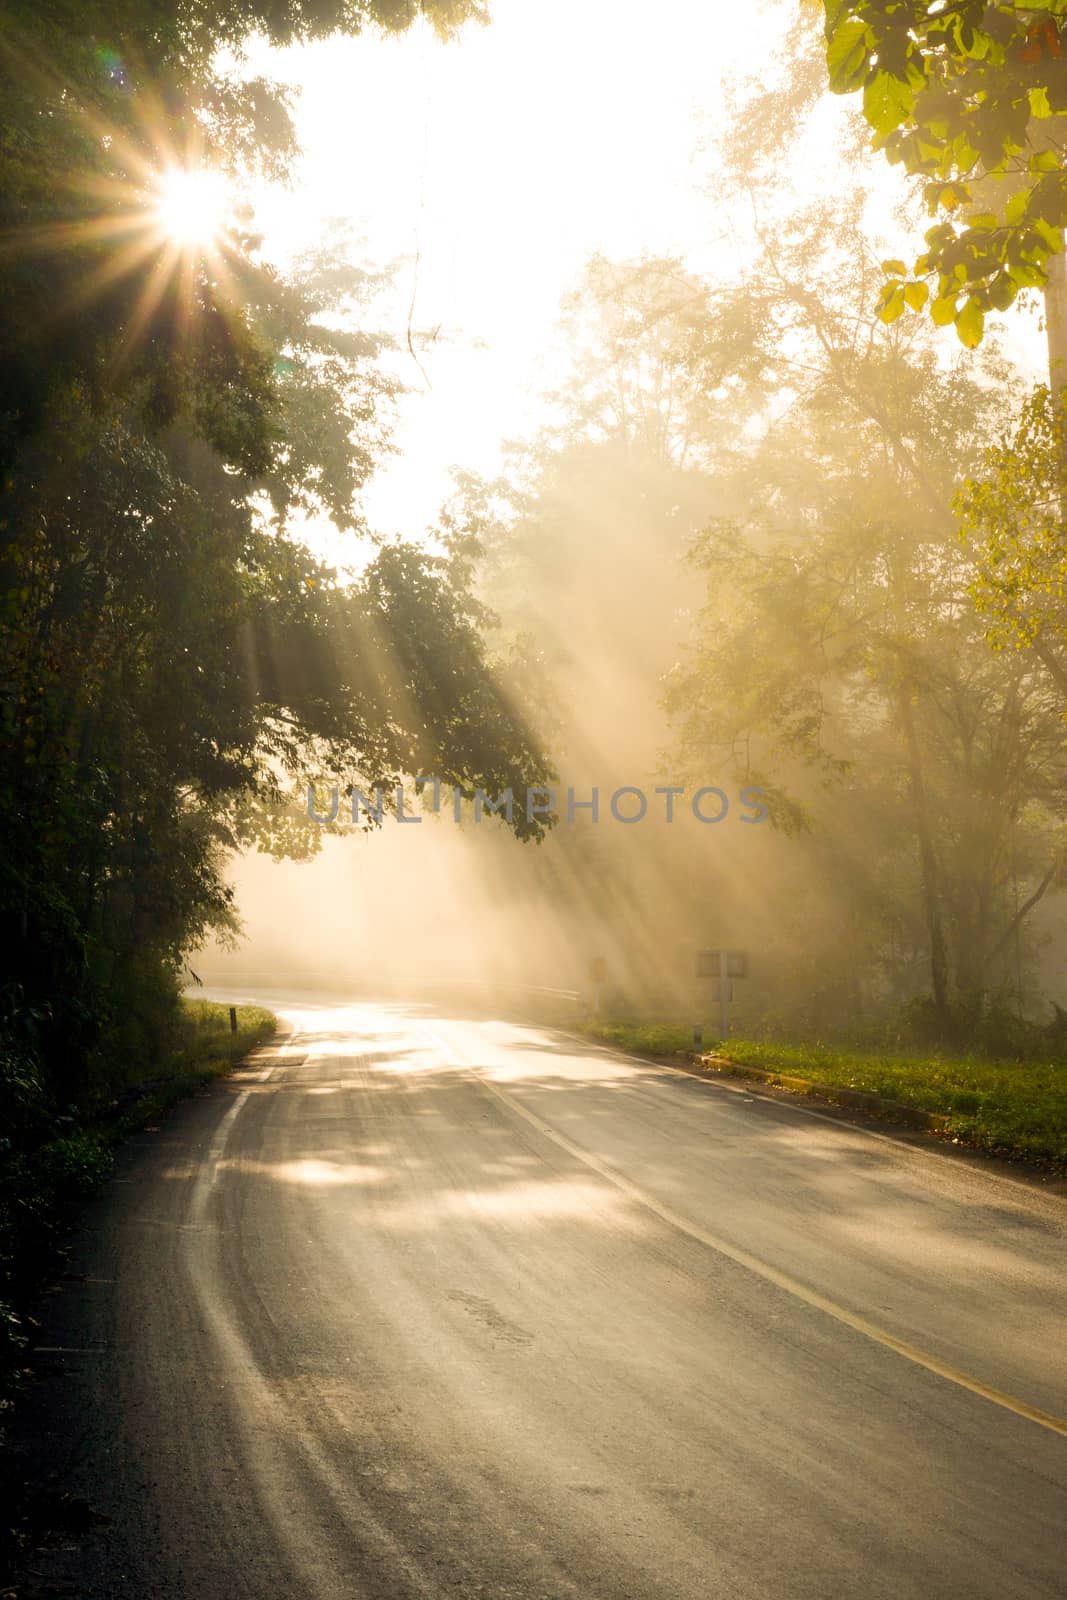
[0,999,274,1423]
[33,1132,113,1201]
[0,985,52,1150]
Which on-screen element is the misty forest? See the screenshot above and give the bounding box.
[3,5,1067,1598]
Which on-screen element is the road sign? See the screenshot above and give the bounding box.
[696,950,748,979]
[695,950,748,1042]
[587,955,607,1018]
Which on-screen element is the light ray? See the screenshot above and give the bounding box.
[154,167,230,250]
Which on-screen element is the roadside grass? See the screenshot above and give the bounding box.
[105,998,277,1130]
[584,1020,698,1060]
[0,1000,275,1403]
[581,1020,1067,1173]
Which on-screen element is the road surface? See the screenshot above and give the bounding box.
[17,993,1067,1597]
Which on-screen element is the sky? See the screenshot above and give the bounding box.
[245,0,789,550]
[239,0,1047,558]
[198,0,1054,989]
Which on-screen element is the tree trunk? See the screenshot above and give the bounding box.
[1045,247,1067,399]
[898,680,951,1028]
[1045,250,1067,576]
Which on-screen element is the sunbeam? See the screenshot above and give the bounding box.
[154,167,230,251]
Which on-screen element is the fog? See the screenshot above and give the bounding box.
[185,6,1067,1055]
[9,5,1067,1591]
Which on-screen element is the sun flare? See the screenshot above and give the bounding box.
[154,167,229,249]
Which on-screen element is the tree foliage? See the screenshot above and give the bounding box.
[445,224,1067,1034]
[956,384,1067,689]
[665,248,1067,1028]
[822,2,1067,345]
[0,0,546,1121]
[0,0,482,468]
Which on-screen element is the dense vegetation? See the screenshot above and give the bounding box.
[442,13,1067,1050]
[0,0,557,1396]
[5,3,1067,1291]
[821,1,1067,349]
[5,4,1066,1587]
[0,0,549,1159]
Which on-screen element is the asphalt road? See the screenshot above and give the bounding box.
[16,993,1067,1598]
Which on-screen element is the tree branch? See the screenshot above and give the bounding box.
[984,852,1063,971]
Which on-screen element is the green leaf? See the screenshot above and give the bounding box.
[956,297,985,348]
[1007,259,1048,290]
[960,26,992,61]
[903,279,929,311]
[988,273,1017,311]
[1030,150,1061,174]
[826,17,872,93]
[864,69,914,135]
[931,293,958,327]
[881,258,907,277]
[1033,219,1064,253]
[1006,190,1029,226]
[925,222,956,249]
[1030,86,1053,120]
[877,282,907,324]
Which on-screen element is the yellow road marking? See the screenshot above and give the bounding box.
[427,1029,1067,1442]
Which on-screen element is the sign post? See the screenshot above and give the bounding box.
[696,950,748,1045]
[588,956,607,1018]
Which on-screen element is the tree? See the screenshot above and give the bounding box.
[0,0,548,1117]
[817,6,1067,704]
[821,1,1067,372]
[956,382,1067,688]
[544,254,769,465]
[0,0,484,464]
[662,204,1067,1033]
[428,257,779,1014]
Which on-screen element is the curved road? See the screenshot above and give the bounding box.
[20,993,1067,1597]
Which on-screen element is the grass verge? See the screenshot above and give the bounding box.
[0,999,274,1582]
[581,1020,1067,1174]
[0,1000,275,1404]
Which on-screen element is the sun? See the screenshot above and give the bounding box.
[154,167,229,249]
